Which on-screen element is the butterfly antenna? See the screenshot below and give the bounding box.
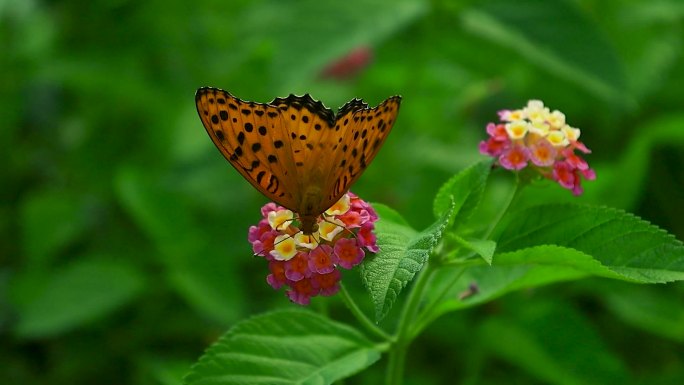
[320,215,360,242]
[251,219,301,258]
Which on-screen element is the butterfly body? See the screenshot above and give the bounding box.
[195,87,401,235]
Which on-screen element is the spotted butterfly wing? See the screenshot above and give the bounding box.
[321,96,401,210]
[195,87,401,233]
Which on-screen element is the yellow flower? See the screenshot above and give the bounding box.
[270,234,297,261]
[268,209,294,231]
[325,194,351,216]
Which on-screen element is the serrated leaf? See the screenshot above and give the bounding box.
[433,159,493,229]
[361,201,455,322]
[462,0,628,103]
[183,310,381,385]
[497,204,684,283]
[14,258,145,338]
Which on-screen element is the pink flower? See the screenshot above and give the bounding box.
[285,251,311,281]
[480,100,595,195]
[357,222,379,253]
[314,270,341,296]
[529,139,557,167]
[308,245,337,274]
[266,261,287,290]
[287,278,320,306]
[248,192,379,305]
[334,238,365,269]
[499,146,529,170]
[479,137,509,157]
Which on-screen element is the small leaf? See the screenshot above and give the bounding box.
[14,257,145,338]
[453,235,496,265]
[183,310,381,385]
[433,159,493,228]
[361,201,455,322]
[497,204,684,283]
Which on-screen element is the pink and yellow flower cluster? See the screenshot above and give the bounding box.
[248,192,379,305]
[479,100,596,195]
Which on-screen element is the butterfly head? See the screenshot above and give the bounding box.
[299,216,319,235]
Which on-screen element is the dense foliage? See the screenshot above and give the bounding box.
[2,0,684,384]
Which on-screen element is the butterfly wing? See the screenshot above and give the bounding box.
[195,87,300,210]
[268,94,341,217]
[320,95,402,209]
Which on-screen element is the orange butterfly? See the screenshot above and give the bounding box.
[195,87,401,234]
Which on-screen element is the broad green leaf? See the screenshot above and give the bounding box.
[20,190,87,267]
[420,240,684,330]
[433,159,493,228]
[184,310,382,385]
[497,204,684,283]
[14,257,144,338]
[371,203,411,228]
[462,0,628,103]
[361,201,454,322]
[478,302,627,385]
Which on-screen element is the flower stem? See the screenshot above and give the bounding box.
[339,283,393,342]
[409,265,467,339]
[386,261,435,385]
[483,174,522,240]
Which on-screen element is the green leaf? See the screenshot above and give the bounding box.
[497,204,684,283]
[183,310,381,385]
[433,159,493,228]
[361,201,454,322]
[370,203,411,228]
[425,246,593,321]
[452,235,496,265]
[462,0,628,103]
[14,257,145,338]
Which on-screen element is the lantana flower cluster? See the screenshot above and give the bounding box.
[248,192,379,305]
[479,100,596,195]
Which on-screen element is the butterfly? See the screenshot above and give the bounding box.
[195,87,401,235]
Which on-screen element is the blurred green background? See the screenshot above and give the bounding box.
[2,0,684,384]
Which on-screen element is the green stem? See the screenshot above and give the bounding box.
[409,265,467,339]
[386,262,435,385]
[482,174,522,240]
[339,283,393,342]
